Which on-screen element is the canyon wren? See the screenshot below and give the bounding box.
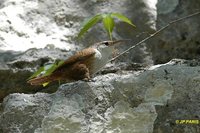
[27,40,125,85]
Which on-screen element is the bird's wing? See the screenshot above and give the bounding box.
[55,47,96,71]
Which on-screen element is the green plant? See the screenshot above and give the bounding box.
[78,13,135,40]
[28,60,64,87]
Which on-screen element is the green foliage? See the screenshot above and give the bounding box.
[28,66,45,80]
[102,14,115,40]
[110,13,135,27]
[28,60,64,86]
[78,13,135,40]
[78,14,102,38]
[42,61,64,77]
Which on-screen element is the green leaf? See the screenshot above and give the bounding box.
[103,14,115,40]
[42,64,57,77]
[42,61,63,76]
[28,66,45,80]
[111,13,136,27]
[78,14,102,38]
[41,61,64,87]
[28,60,64,79]
[42,82,49,87]
[77,12,136,40]
[57,60,65,67]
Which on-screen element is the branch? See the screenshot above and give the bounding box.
[109,11,200,62]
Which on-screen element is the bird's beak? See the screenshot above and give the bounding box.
[109,39,131,46]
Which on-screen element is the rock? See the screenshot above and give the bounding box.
[0,59,199,132]
[104,101,157,133]
[148,0,200,64]
[0,0,81,51]
[0,0,157,63]
[0,93,52,133]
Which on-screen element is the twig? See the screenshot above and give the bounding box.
[109,11,200,62]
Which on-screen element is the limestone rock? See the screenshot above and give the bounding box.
[0,0,157,62]
[149,0,200,64]
[0,93,52,133]
[0,0,82,51]
[0,59,199,133]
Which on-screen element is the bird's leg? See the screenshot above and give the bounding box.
[80,65,95,82]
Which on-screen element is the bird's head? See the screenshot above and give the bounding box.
[94,40,128,52]
[90,40,130,74]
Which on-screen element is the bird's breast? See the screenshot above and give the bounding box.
[94,49,102,59]
[90,48,113,74]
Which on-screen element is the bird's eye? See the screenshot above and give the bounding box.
[104,42,109,46]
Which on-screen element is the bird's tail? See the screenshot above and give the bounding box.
[27,75,57,86]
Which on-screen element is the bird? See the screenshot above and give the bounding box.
[27,40,126,85]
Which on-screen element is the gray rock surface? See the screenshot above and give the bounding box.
[0,0,80,51]
[0,93,52,133]
[148,0,200,64]
[0,59,199,133]
[0,0,157,60]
